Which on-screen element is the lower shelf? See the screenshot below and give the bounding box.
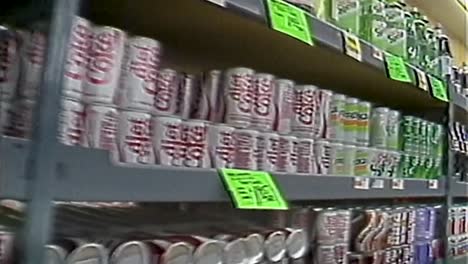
[0,137,446,202]
[450,180,468,198]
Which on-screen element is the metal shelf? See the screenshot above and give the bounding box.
[450,179,468,198]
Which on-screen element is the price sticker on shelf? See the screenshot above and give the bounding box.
[391,179,405,190]
[414,68,429,91]
[267,0,313,45]
[384,53,411,83]
[343,31,362,62]
[428,180,439,189]
[354,177,370,190]
[429,76,449,102]
[372,47,383,61]
[219,169,289,210]
[371,179,385,189]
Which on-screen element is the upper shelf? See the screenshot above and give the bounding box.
[84,0,446,111]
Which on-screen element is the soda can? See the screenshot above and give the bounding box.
[18,29,47,99]
[58,97,85,146]
[223,67,255,128]
[196,70,223,122]
[328,141,344,175]
[207,123,235,169]
[296,137,316,174]
[181,119,210,168]
[213,234,248,264]
[384,151,401,178]
[273,79,294,134]
[84,26,126,104]
[342,97,359,144]
[369,107,389,148]
[284,228,308,260]
[117,109,154,164]
[166,235,224,264]
[411,117,422,154]
[325,93,346,141]
[84,103,118,153]
[258,132,280,172]
[354,146,373,177]
[263,230,287,263]
[177,73,199,119]
[8,98,35,138]
[0,26,20,100]
[45,245,68,264]
[277,134,297,173]
[314,139,331,175]
[356,101,371,146]
[251,73,275,131]
[369,148,387,177]
[291,85,318,137]
[232,129,259,170]
[154,68,179,116]
[243,233,264,264]
[63,16,92,99]
[151,115,185,167]
[118,36,161,111]
[65,243,109,264]
[386,110,401,150]
[315,89,332,138]
[341,144,356,176]
[401,116,414,153]
[111,240,193,264]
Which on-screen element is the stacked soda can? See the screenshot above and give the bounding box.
[448,204,468,258]
[0,24,47,138]
[398,116,444,179]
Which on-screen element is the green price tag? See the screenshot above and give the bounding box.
[267,0,313,45]
[384,53,411,83]
[429,76,449,102]
[220,169,289,210]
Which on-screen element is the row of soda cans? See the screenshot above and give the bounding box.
[449,122,468,155]
[448,205,468,237]
[448,233,468,258]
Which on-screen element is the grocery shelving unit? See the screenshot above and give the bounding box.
[1,0,466,263]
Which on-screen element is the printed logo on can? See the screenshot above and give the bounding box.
[65,19,91,80]
[215,130,235,165]
[229,73,253,113]
[99,111,117,150]
[253,76,273,117]
[26,31,46,66]
[129,43,159,95]
[124,118,153,162]
[182,122,208,167]
[155,70,177,112]
[87,29,123,85]
[294,89,315,125]
[0,37,18,83]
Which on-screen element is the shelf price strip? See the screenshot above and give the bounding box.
[266,0,313,45]
[384,53,411,83]
[428,76,449,102]
[343,31,362,62]
[219,169,289,210]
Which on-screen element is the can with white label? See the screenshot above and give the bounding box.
[277,134,297,173]
[314,139,331,175]
[117,109,154,164]
[232,129,259,170]
[291,85,318,138]
[0,27,20,100]
[58,97,85,146]
[118,36,161,111]
[223,67,255,128]
[251,73,275,131]
[84,26,126,104]
[329,141,344,175]
[257,132,280,172]
[342,144,357,176]
[151,115,184,166]
[207,123,235,169]
[296,137,316,174]
[315,89,332,138]
[84,103,118,152]
[273,79,294,134]
[342,97,359,144]
[9,98,35,138]
[154,68,179,116]
[325,93,346,141]
[182,119,210,168]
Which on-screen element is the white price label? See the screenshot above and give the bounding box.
[354,177,370,190]
[371,179,385,189]
[428,180,439,189]
[372,47,383,61]
[415,68,429,91]
[205,0,226,7]
[392,179,405,190]
[343,32,362,62]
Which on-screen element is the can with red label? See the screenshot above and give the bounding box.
[154,68,179,116]
[232,128,258,170]
[296,137,316,174]
[251,73,275,131]
[314,139,331,175]
[117,109,154,164]
[207,123,235,169]
[18,29,47,99]
[84,26,126,104]
[182,119,210,168]
[292,85,318,138]
[58,97,85,146]
[0,26,20,100]
[258,132,280,172]
[315,89,332,138]
[277,135,297,173]
[84,103,118,153]
[118,36,161,111]
[194,70,223,122]
[223,67,255,128]
[8,98,35,138]
[151,115,184,166]
[273,79,294,134]
[63,16,92,99]
[178,73,199,119]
